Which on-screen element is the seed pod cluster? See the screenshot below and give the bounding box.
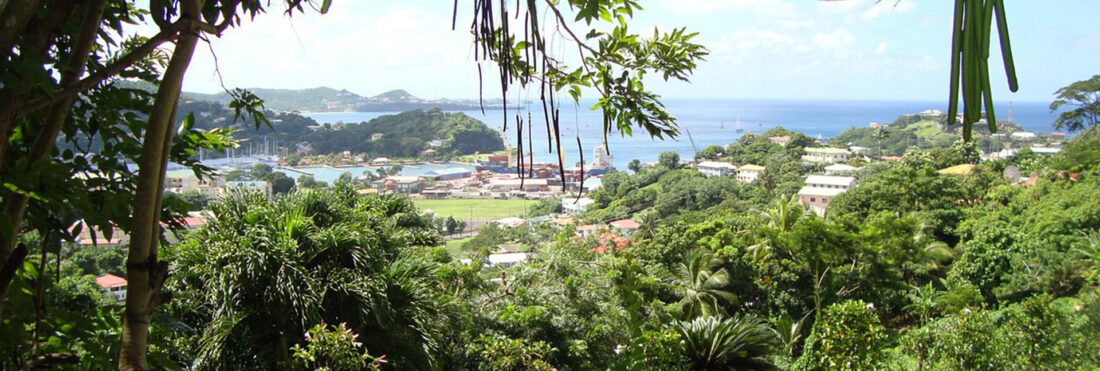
[947,0,1018,141]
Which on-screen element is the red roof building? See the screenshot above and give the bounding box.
[769,136,791,145]
[609,219,641,230]
[95,274,127,289]
[587,233,630,254]
[575,224,603,238]
[181,217,206,228]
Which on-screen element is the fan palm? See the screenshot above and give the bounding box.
[667,250,738,319]
[672,315,781,371]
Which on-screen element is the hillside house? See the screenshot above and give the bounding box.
[697,161,737,177]
[609,219,641,237]
[802,147,851,163]
[562,197,595,215]
[798,175,856,216]
[95,274,127,302]
[576,224,603,238]
[165,169,224,199]
[737,164,765,183]
[769,136,791,146]
[588,233,630,255]
[824,164,861,175]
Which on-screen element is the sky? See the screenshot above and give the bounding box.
[175,0,1100,102]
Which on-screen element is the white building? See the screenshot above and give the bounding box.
[594,143,614,168]
[736,164,765,183]
[223,180,273,199]
[697,161,737,177]
[609,219,641,237]
[802,148,851,163]
[370,176,424,194]
[562,197,595,215]
[824,164,861,175]
[424,167,473,181]
[95,274,127,302]
[494,217,527,228]
[488,252,529,267]
[798,175,857,216]
[1029,146,1062,155]
[804,175,856,190]
[1011,132,1037,141]
[575,224,603,238]
[165,169,225,199]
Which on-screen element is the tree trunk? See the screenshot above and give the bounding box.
[0,0,104,318]
[118,1,202,368]
[31,231,51,356]
[0,0,55,171]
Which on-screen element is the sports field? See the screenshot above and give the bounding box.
[413,198,532,220]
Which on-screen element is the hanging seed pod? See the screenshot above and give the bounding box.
[947,0,1018,140]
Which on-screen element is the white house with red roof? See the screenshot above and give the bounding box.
[95,274,127,302]
[575,224,603,238]
[609,219,641,237]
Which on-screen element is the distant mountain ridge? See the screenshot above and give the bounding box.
[114,80,502,112]
[185,86,505,113]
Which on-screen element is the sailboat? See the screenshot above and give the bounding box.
[734,116,744,133]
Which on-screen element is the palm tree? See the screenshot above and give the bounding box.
[635,210,660,240]
[667,250,738,319]
[672,315,781,371]
[758,195,805,233]
[746,195,806,263]
[772,314,809,360]
[904,282,944,325]
[165,185,443,369]
[1075,230,1100,283]
[872,127,888,158]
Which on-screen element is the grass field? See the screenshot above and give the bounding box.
[414,198,533,220]
[444,237,472,256]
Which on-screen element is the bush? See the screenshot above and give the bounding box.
[797,300,886,370]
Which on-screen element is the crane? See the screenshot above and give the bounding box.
[685,128,699,157]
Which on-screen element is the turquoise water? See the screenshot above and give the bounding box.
[305,99,1064,170]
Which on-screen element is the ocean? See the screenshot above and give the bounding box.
[305,99,1063,170]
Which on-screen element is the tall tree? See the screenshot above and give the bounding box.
[1051,74,1100,132]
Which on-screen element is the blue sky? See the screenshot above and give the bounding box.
[179,0,1100,102]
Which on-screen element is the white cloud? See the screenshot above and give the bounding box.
[817,0,917,23]
[661,0,796,17]
[812,29,855,55]
[861,0,916,21]
[182,3,479,98]
[875,42,889,55]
